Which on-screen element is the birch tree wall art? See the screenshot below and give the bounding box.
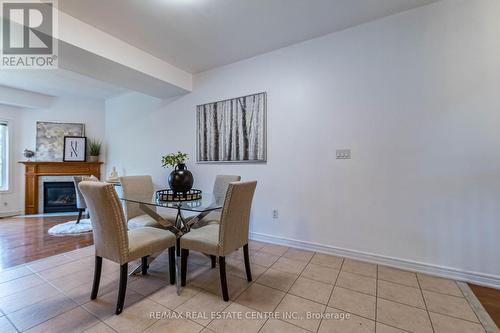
[197,92,267,163]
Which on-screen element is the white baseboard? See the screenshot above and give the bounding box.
[249,232,500,290]
[0,210,23,218]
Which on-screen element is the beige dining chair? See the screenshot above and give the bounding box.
[120,175,177,229]
[78,181,177,315]
[73,175,99,223]
[193,175,241,268]
[180,181,257,301]
[213,175,242,204]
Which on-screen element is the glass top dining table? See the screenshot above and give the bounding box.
[119,192,222,295]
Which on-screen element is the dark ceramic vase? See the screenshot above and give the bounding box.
[168,163,194,194]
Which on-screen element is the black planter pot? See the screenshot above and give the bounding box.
[168,164,194,194]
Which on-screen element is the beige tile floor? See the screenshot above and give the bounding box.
[0,241,492,333]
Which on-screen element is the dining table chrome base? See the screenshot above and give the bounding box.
[129,256,154,276]
[120,193,222,294]
[129,204,193,295]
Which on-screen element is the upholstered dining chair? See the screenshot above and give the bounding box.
[119,175,177,229]
[180,181,257,301]
[73,175,99,223]
[78,181,177,315]
[191,175,241,268]
[190,174,241,224]
[213,175,242,204]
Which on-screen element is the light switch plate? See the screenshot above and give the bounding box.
[336,149,351,159]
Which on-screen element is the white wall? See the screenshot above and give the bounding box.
[105,0,500,286]
[0,98,106,215]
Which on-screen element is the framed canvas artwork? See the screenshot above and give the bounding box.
[197,92,267,163]
[36,122,85,161]
[63,136,87,162]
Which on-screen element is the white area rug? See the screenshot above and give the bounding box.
[48,219,93,235]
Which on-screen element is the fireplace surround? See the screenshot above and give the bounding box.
[19,161,102,215]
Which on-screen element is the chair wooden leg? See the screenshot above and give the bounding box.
[141,256,149,275]
[91,256,102,300]
[116,263,128,315]
[76,209,84,224]
[168,246,175,285]
[219,256,229,301]
[210,255,216,268]
[181,249,189,287]
[243,244,252,282]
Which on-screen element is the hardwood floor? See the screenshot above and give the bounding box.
[469,283,500,328]
[0,214,93,269]
[0,215,498,329]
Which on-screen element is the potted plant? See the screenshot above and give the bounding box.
[88,139,102,162]
[162,151,193,194]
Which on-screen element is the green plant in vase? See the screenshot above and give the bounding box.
[161,151,193,193]
[88,139,102,162]
[161,151,188,168]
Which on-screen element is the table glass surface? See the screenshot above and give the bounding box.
[119,193,223,213]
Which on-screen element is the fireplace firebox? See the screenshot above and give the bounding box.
[43,182,77,213]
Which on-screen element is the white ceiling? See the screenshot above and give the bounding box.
[59,0,439,73]
[1,0,440,100]
[0,69,126,100]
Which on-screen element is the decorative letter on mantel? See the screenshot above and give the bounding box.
[196,92,267,163]
[63,136,87,162]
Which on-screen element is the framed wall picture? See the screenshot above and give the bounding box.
[63,136,87,162]
[197,92,267,163]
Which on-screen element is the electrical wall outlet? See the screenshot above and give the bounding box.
[336,149,351,159]
[272,210,279,219]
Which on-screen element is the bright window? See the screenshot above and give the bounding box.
[0,122,9,191]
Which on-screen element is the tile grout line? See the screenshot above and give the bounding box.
[427,310,491,326]
[256,247,315,333]
[253,260,274,333]
[3,313,20,333]
[78,305,111,332]
[226,244,278,333]
[416,272,436,333]
[319,256,345,333]
[149,286,202,312]
[371,268,424,333]
[84,320,118,333]
[6,299,80,332]
[230,246,317,333]
[150,295,210,331]
[274,247,326,332]
[287,249,320,333]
